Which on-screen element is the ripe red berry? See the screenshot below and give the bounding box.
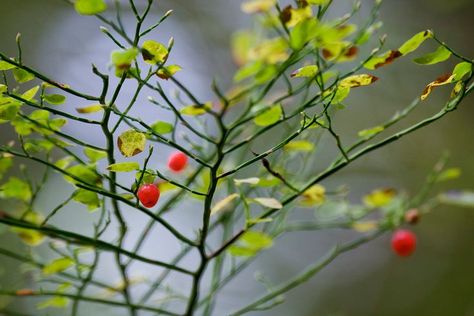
[168,151,188,172]
[137,184,160,208]
[391,229,416,257]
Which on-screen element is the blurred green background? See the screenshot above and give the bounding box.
[0,0,473,315]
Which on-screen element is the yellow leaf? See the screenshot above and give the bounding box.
[363,188,396,208]
[76,104,104,114]
[117,129,146,157]
[285,6,313,28]
[253,197,283,209]
[284,140,314,152]
[340,74,378,88]
[420,73,456,101]
[180,102,212,116]
[211,193,239,215]
[300,184,325,206]
[352,220,378,233]
[241,0,276,14]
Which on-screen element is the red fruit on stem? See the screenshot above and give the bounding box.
[168,151,188,172]
[391,229,416,257]
[137,184,160,208]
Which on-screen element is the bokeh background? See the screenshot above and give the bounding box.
[0,0,473,315]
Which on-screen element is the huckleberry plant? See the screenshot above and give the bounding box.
[0,0,473,315]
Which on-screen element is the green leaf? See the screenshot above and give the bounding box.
[157,64,182,79]
[234,61,263,82]
[358,125,384,138]
[117,129,146,157]
[73,189,100,211]
[0,84,7,94]
[43,94,66,105]
[111,48,139,70]
[253,197,283,209]
[74,0,107,15]
[107,162,140,172]
[13,68,35,83]
[55,156,75,169]
[452,62,472,81]
[37,296,69,309]
[180,102,212,116]
[0,177,31,201]
[84,148,107,163]
[231,30,257,65]
[0,156,13,179]
[290,19,318,50]
[65,164,101,186]
[439,191,474,208]
[21,86,39,101]
[211,193,239,216]
[291,65,318,78]
[254,104,282,126]
[135,169,156,185]
[142,40,168,64]
[150,120,174,134]
[42,257,75,275]
[413,46,451,65]
[11,212,45,246]
[229,231,273,257]
[398,30,433,55]
[76,104,104,114]
[284,140,314,152]
[437,168,461,182]
[0,60,15,71]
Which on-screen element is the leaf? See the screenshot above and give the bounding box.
[231,30,257,66]
[142,40,168,64]
[300,184,325,206]
[437,168,461,182]
[180,102,212,116]
[420,73,456,101]
[254,104,282,126]
[452,62,472,81]
[157,64,182,79]
[13,68,35,83]
[111,48,139,70]
[42,257,75,275]
[43,94,66,105]
[234,61,264,82]
[340,74,378,88]
[150,120,174,134]
[439,191,474,208]
[358,125,384,138]
[234,177,260,185]
[74,0,107,15]
[307,0,330,4]
[65,164,101,186]
[363,188,396,208]
[0,60,15,71]
[413,46,451,65]
[290,19,319,50]
[284,140,314,152]
[253,197,283,209]
[352,220,378,233]
[37,296,69,309]
[364,50,402,70]
[291,65,318,78]
[249,38,288,64]
[285,6,313,28]
[55,156,75,169]
[84,148,107,163]
[117,129,146,157]
[107,162,140,172]
[0,156,13,179]
[76,104,103,114]
[241,0,276,14]
[229,231,273,257]
[211,193,239,215]
[21,86,40,101]
[157,181,178,193]
[0,177,31,201]
[398,30,433,55]
[72,189,100,211]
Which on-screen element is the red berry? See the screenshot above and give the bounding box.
[137,184,160,208]
[168,151,188,172]
[391,229,416,257]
